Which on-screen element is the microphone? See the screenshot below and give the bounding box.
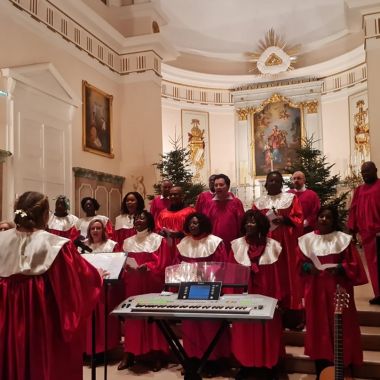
[74,237,93,253]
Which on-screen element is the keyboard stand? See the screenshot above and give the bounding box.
[154,318,229,380]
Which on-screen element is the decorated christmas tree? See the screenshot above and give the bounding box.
[286,136,349,220]
[152,136,205,206]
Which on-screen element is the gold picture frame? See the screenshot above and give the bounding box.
[82,80,114,158]
[251,94,303,177]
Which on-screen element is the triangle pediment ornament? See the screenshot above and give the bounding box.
[265,53,283,66]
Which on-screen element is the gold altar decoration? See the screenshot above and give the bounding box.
[353,100,370,156]
[247,29,300,75]
[187,118,206,181]
[303,100,318,114]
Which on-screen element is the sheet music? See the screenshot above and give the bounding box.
[82,252,127,280]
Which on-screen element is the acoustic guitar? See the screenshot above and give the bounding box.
[320,285,352,380]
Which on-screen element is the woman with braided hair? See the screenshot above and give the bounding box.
[48,195,79,239]
[0,191,103,380]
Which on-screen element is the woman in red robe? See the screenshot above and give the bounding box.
[114,192,145,247]
[297,206,368,379]
[229,210,285,380]
[48,195,79,239]
[0,191,102,380]
[75,197,113,240]
[252,171,303,317]
[82,219,122,358]
[118,211,170,372]
[174,212,229,376]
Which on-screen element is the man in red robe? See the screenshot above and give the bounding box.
[348,161,380,305]
[288,171,320,234]
[149,179,173,222]
[195,174,216,214]
[253,171,304,314]
[156,186,195,251]
[202,174,245,251]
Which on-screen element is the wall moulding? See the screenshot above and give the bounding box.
[73,167,125,222]
[7,0,163,76]
[73,167,125,185]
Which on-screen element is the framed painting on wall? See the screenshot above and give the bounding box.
[181,110,210,184]
[82,80,114,158]
[348,90,370,169]
[252,95,303,177]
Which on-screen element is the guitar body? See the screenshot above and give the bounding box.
[320,366,352,380]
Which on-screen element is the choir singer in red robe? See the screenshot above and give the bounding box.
[348,161,380,305]
[0,191,103,380]
[149,179,173,222]
[174,212,229,377]
[252,171,304,316]
[114,192,145,247]
[298,206,367,379]
[230,210,285,380]
[119,211,170,372]
[48,195,79,239]
[288,171,320,234]
[201,174,245,251]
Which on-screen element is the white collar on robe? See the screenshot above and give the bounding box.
[85,239,117,253]
[123,230,163,253]
[115,214,135,230]
[48,213,78,231]
[230,237,282,266]
[254,192,294,210]
[76,215,109,236]
[0,229,69,277]
[177,234,222,258]
[298,231,352,258]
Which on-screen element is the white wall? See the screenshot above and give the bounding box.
[321,81,367,178]
[161,99,236,184]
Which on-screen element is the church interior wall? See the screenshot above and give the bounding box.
[161,100,236,185]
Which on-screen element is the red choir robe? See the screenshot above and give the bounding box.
[122,231,169,356]
[174,234,230,360]
[229,237,285,368]
[297,231,368,365]
[75,215,113,240]
[0,229,102,380]
[113,214,136,248]
[195,190,214,214]
[202,194,245,251]
[288,188,320,234]
[82,239,122,355]
[48,213,79,239]
[150,195,171,222]
[347,179,380,297]
[156,206,195,252]
[253,192,303,309]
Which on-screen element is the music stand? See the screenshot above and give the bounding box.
[82,252,127,380]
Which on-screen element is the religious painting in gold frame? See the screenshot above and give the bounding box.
[181,110,210,184]
[251,94,303,177]
[82,81,114,158]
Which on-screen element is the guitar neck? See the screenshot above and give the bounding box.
[334,313,344,380]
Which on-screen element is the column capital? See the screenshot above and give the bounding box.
[363,10,380,44]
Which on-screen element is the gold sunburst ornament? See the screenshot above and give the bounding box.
[247,29,300,75]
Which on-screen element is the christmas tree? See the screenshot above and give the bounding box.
[286,136,349,221]
[152,136,205,206]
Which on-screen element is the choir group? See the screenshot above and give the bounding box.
[1,160,379,380]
